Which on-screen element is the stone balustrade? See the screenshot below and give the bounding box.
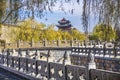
[1,46,120,71]
[71,47,120,72]
[0,40,117,49]
[0,53,120,80]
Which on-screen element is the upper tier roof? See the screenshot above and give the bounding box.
[58,18,70,24]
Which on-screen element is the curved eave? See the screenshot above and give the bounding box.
[56,24,72,28]
[58,21,70,24]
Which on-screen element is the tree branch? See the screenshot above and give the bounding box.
[2,3,25,24]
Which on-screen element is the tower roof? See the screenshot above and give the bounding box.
[56,18,72,31]
[58,18,70,24]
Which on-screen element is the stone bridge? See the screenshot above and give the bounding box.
[0,47,120,80]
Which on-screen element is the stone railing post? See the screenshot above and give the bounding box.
[43,39,47,47]
[78,42,81,47]
[30,38,34,47]
[103,42,106,69]
[70,39,73,47]
[84,40,86,47]
[57,40,60,47]
[1,49,5,64]
[64,39,67,46]
[26,49,30,58]
[98,41,100,46]
[47,50,50,63]
[34,50,38,60]
[26,50,30,73]
[86,52,96,80]
[75,38,77,44]
[4,41,6,49]
[93,42,96,48]
[17,40,20,48]
[63,51,67,65]
[18,48,22,57]
[7,48,10,66]
[114,42,117,57]
[90,42,93,47]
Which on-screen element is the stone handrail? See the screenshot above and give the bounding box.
[0,53,120,80]
[1,40,117,49]
[71,47,120,72]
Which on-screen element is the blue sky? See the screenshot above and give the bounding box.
[35,0,98,32]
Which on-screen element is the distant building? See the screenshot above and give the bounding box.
[56,18,72,31]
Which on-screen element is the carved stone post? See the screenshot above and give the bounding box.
[34,50,38,60]
[30,38,34,47]
[4,41,6,49]
[63,51,67,65]
[17,39,20,48]
[26,49,30,72]
[57,40,60,47]
[114,42,117,57]
[84,40,86,47]
[87,53,96,70]
[43,39,47,47]
[87,53,96,80]
[18,48,22,57]
[90,42,93,48]
[103,42,106,69]
[64,39,67,46]
[18,49,21,70]
[78,42,81,47]
[47,50,50,63]
[70,39,73,47]
[1,49,5,64]
[7,48,10,66]
[26,50,30,58]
